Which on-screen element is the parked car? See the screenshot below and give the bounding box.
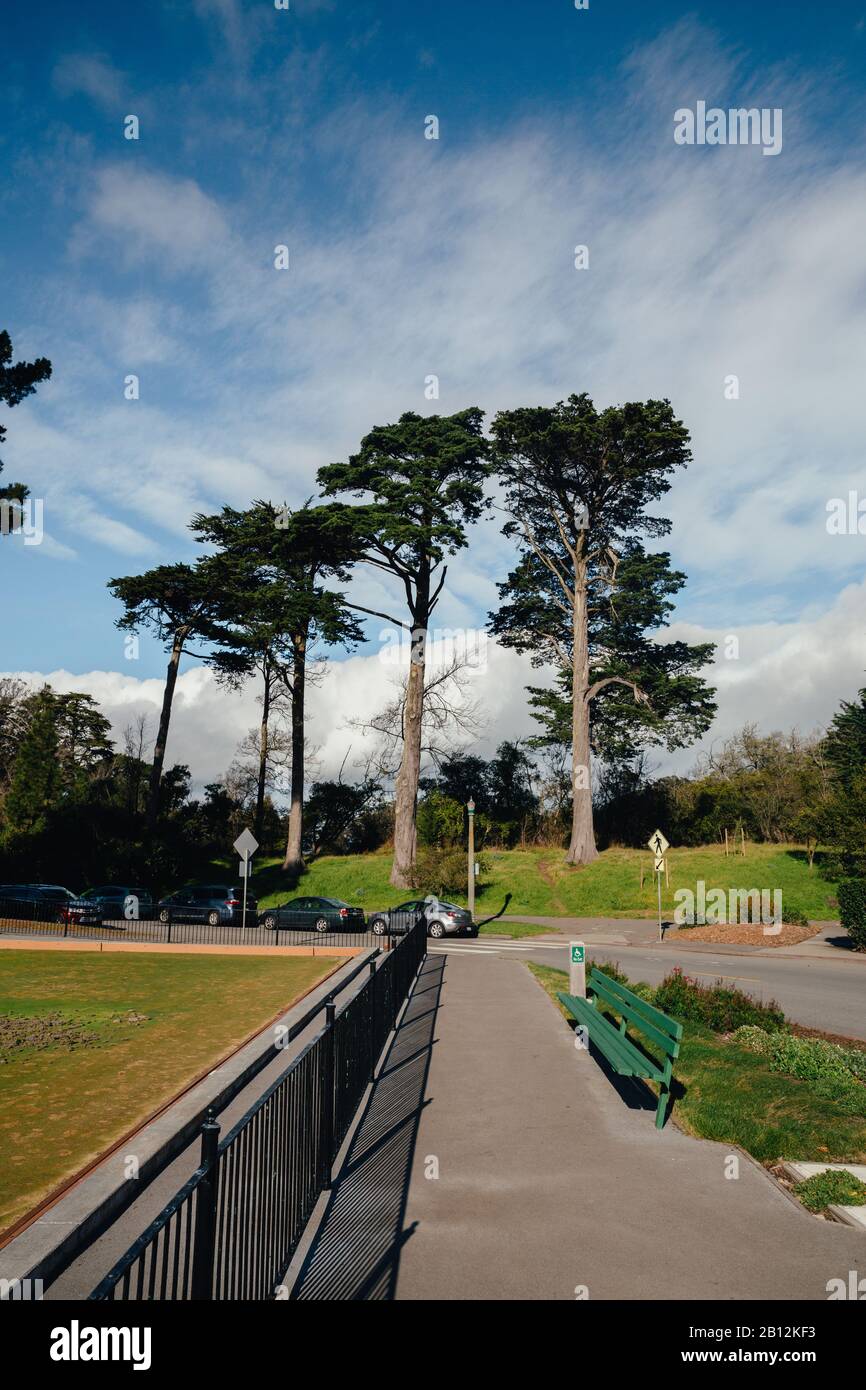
[259,896,366,934]
[0,883,77,923]
[157,885,257,928]
[67,885,155,926]
[367,897,477,940]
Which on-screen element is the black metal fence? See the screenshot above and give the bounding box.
[0,897,420,952]
[88,919,426,1301]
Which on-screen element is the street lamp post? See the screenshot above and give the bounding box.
[467,797,475,921]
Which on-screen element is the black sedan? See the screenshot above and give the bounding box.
[67,885,154,926]
[259,896,366,934]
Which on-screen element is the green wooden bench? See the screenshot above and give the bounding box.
[557,968,683,1129]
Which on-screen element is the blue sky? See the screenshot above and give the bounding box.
[3,0,866,781]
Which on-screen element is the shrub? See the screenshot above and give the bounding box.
[838,878,866,952]
[655,968,786,1032]
[780,903,810,928]
[794,1169,866,1213]
[734,1027,866,1115]
[414,847,489,898]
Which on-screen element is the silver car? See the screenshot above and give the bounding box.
[368,895,476,939]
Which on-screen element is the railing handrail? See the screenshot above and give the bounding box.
[87,921,426,1300]
[19,946,378,1293]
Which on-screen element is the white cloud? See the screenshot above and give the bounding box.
[52,53,127,111]
[8,577,866,792]
[78,166,231,272]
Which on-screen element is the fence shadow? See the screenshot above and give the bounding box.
[289,952,444,1300]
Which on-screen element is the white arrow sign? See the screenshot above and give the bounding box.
[234,828,259,860]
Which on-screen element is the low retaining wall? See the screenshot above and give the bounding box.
[0,938,362,958]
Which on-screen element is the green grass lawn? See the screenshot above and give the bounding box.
[0,950,336,1233]
[528,961,866,1165]
[249,843,838,920]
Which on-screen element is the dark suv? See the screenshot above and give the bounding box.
[67,885,155,926]
[0,884,77,922]
[157,885,258,928]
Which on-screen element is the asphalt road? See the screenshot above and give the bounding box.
[431,936,866,1039]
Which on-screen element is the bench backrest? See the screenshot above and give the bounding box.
[588,969,682,1059]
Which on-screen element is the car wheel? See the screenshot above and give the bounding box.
[370,918,388,936]
[207,911,221,927]
[428,921,446,939]
[314,917,330,934]
[263,914,278,931]
[158,908,170,924]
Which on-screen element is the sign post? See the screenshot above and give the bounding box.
[569,941,586,998]
[647,829,670,942]
[233,828,259,928]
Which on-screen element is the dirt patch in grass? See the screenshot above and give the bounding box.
[0,1012,102,1058]
[674,922,820,948]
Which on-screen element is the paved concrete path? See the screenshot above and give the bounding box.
[292,950,863,1300]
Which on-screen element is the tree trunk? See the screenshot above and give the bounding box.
[254,663,270,842]
[566,556,598,865]
[390,582,429,888]
[145,631,185,833]
[282,637,306,874]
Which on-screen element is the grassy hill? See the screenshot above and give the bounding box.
[249,843,839,920]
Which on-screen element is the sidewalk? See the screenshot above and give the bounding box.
[291,951,863,1300]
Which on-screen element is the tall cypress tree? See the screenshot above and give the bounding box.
[318,410,491,888]
[489,393,716,864]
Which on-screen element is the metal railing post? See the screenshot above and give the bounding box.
[368,958,378,1082]
[322,1000,336,1189]
[191,1107,220,1300]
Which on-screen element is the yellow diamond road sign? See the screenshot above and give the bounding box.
[647,829,669,857]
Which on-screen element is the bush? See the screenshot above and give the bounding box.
[414,847,489,898]
[794,1169,866,1213]
[838,878,866,952]
[781,903,810,928]
[734,1027,866,1115]
[654,968,786,1033]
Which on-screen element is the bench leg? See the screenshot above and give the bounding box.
[655,1085,669,1129]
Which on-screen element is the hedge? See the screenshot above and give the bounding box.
[838,878,866,952]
